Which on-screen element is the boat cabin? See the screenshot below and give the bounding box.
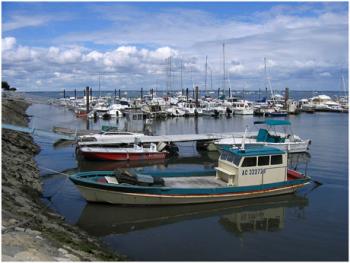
[215,146,287,187]
[253,119,292,143]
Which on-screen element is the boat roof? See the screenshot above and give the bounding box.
[254,119,291,126]
[222,145,286,157]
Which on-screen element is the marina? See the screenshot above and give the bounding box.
[2,1,348,261]
[18,92,348,260]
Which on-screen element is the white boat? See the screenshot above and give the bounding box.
[298,99,315,113]
[201,101,226,116]
[310,95,344,112]
[215,119,311,153]
[78,131,145,144]
[178,102,203,116]
[166,107,186,117]
[79,143,168,161]
[232,100,254,115]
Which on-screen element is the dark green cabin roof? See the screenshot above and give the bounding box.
[223,146,286,157]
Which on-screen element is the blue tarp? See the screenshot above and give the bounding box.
[253,119,291,126]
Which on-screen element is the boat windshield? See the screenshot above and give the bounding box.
[220,151,241,166]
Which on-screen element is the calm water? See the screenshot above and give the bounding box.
[26,102,348,261]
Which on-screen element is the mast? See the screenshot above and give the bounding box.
[180,58,183,91]
[210,69,213,91]
[223,43,226,94]
[169,56,172,95]
[341,71,347,97]
[190,65,194,91]
[98,73,101,98]
[205,55,208,96]
[264,57,267,99]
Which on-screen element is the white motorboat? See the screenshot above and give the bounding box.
[78,131,145,145]
[232,100,254,115]
[215,119,311,153]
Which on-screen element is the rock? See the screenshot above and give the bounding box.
[2,94,122,261]
[58,248,68,254]
[25,229,41,235]
[65,253,80,261]
[9,218,18,225]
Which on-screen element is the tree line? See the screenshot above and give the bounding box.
[2,81,16,91]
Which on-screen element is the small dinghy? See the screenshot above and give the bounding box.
[70,145,311,205]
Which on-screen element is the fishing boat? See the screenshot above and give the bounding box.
[214,119,311,153]
[70,145,311,205]
[78,143,168,161]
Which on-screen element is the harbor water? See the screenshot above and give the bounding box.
[26,94,348,261]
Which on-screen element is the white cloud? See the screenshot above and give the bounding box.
[1,3,348,91]
[2,37,16,51]
[3,15,52,32]
[47,46,82,64]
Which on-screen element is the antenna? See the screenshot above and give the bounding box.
[241,126,248,151]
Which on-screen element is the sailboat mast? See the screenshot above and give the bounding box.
[180,59,183,91]
[169,56,172,95]
[98,73,101,98]
[223,43,226,94]
[205,55,208,96]
[264,57,267,99]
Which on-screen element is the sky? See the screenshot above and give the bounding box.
[1,1,348,91]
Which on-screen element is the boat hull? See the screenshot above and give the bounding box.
[74,183,307,205]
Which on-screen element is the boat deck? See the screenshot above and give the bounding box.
[164,176,227,188]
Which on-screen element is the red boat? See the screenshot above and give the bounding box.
[79,144,168,161]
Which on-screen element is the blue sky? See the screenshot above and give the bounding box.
[2,1,348,91]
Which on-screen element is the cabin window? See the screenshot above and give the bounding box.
[220,152,229,161]
[271,155,283,165]
[258,156,270,166]
[231,155,241,166]
[133,115,137,120]
[242,157,257,167]
[220,152,241,166]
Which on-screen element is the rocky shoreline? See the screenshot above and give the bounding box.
[2,91,124,261]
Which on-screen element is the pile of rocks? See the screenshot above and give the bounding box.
[2,91,124,261]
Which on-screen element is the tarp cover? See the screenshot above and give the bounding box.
[254,119,291,126]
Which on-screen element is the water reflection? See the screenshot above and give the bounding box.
[77,194,308,237]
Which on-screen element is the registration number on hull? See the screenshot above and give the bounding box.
[241,168,266,176]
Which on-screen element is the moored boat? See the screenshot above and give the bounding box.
[70,145,311,205]
[215,119,311,153]
[78,143,168,161]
